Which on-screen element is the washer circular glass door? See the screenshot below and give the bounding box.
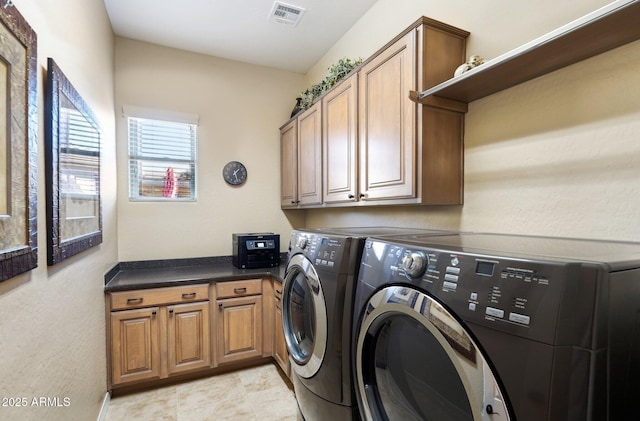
[355,286,511,421]
[282,254,328,378]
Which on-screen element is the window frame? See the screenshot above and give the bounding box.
[125,110,198,202]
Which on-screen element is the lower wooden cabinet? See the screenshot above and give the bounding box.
[107,277,279,391]
[273,283,290,376]
[110,306,161,385]
[215,279,263,365]
[108,284,210,388]
[216,295,263,364]
[167,301,210,375]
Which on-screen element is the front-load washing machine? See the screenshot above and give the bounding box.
[352,232,640,421]
[282,227,456,420]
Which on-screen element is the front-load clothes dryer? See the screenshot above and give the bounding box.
[352,233,640,421]
[282,227,456,420]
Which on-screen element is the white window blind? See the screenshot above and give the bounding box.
[127,116,197,201]
[60,94,100,199]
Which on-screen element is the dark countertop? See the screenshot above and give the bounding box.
[104,255,286,292]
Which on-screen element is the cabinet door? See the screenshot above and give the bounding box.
[323,74,358,204]
[280,119,298,207]
[273,295,290,376]
[110,307,161,385]
[216,295,263,365]
[359,29,416,201]
[167,301,211,375]
[297,103,323,206]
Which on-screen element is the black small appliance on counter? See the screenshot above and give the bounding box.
[232,233,280,269]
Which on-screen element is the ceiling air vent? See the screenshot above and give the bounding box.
[269,1,306,26]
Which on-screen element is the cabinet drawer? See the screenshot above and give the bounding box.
[216,278,262,299]
[110,284,209,311]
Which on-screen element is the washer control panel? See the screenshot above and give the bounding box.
[358,239,596,345]
[401,251,429,277]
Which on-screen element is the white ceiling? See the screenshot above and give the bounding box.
[103,0,379,74]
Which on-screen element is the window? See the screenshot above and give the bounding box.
[127,115,197,201]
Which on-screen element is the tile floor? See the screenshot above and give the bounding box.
[105,363,298,421]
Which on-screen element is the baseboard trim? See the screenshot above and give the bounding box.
[97,392,110,421]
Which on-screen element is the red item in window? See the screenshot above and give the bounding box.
[163,167,176,198]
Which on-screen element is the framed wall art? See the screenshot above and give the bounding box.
[0,0,38,282]
[45,58,102,265]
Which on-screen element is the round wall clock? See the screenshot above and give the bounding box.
[222,161,248,186]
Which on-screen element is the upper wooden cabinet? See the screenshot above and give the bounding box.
[323,74,358,204]
[358,30,416,201]
[280,102,322,208]
[280,16,469,208]
[297,103,323,206]
[280,119,297,208]
[359,18,468,205]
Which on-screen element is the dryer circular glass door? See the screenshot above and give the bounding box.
[282,253,328,379]
[355,286,511,421]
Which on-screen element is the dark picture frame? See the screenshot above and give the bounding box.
[45,58,102,265]
[0,1,38,282]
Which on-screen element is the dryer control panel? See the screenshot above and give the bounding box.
[358,239,600,348]
[289,231,347,273]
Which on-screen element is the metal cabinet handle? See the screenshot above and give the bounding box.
[151,310,157,316]
[348,194,355,199]
[182,292,196,299]
[169,309,174,315]
[127,297,143,304]
[275,289,282,294]
[234,287,247,294]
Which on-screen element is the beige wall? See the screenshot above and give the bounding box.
[306,0,608,83]
[1,1,636,419]
[0,0,116,420]
[115,38,306,260]
[305,0,640,243]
